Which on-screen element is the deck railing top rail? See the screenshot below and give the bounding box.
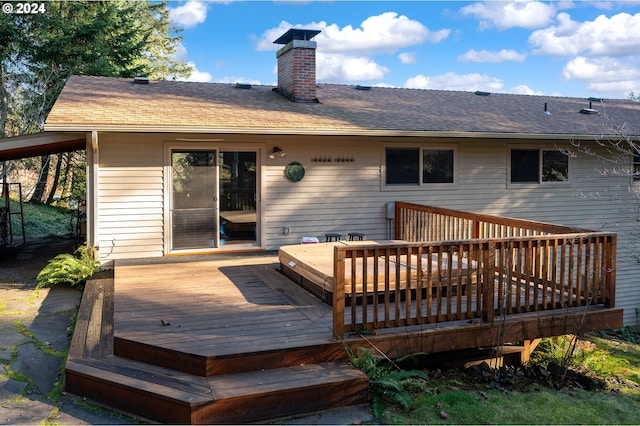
[395,202,593,242]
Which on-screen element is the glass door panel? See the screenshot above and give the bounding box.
[218,151,257,245]
[171,150,217,250]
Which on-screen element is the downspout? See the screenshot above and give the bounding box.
[86,131,99,253]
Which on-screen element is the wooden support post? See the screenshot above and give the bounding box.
[333,246,346,339]
[521,338,542,363]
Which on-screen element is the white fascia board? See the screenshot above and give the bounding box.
[41,124,614,141]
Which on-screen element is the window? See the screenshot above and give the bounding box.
[385,147,455,186]
[510,149,568,183]
[386,148,419,185]
[633,152,640,181]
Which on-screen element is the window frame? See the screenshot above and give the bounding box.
[508,146,571,186]
[382,144,458,191]
[632,151,640,183]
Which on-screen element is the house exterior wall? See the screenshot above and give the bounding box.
[97,133,165,260]
[95,132,640,325]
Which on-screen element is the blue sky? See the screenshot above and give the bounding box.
[167,1,640,99]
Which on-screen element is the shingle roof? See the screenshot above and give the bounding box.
[45,75,640,137]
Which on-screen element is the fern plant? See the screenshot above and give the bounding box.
[36,244,100,289]
[348,347,429,418]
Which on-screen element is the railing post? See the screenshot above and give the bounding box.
[473,215,481,239]
[482,242,496,322]
[333,246,346,338]
[604,235,616,308]
[394,202,402,240]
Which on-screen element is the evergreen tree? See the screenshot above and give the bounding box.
[0,0,192,203]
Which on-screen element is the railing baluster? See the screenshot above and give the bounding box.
[426,244,433,321]
[350,250,357,326]
[361,248,368,330]
[467,243,475,318]
[415,246,423,323]
[384,248,391,326]
[373,248,379,328]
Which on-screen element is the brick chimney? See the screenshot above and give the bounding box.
[273,28,321,103]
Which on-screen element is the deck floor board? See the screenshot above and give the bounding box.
[114,255,337,358]
[112,252,622,362]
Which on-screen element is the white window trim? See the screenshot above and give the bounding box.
[381,144,458,191]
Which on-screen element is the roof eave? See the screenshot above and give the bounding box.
[43,124,623,141]
[0,132,87,161]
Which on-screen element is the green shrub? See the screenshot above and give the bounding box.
[347,347,428,418]
[36,244,100,289]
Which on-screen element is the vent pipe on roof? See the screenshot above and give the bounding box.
[580,99,599,115]
[274,28,321,103]
[544,102,551,115]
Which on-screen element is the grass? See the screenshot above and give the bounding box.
[2,197,77,240]
[385,386,639,424]
[372,330,640,425]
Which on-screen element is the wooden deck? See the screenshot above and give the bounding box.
[65,250,623,424]
[65,254,369,424]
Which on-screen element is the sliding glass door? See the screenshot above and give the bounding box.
[171,150,218,250]
[170,149,257,251]
[218,151,257,245]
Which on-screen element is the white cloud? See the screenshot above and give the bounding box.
[176,62,213,82]
[169,1,208,29]
[172,42,188,62]
[317,12,449,55]
[510,84,544,95]
[258,12,450,54]
[458,49,526,63]
[562,56,640,96]
[317,53,389,82]
[213,76,263,85]
[257,12,448,84]
[460,0,557,30]
[398,52,416,64]
[404,72,504,92]
[170,43,211,82]
[530,12,640,57]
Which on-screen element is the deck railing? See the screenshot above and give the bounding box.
[332,203,616,338]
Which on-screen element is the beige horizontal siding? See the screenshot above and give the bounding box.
[97,134,164,262]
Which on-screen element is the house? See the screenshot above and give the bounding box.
[3,28,640,328]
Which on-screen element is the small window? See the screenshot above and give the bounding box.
[511,149,539,183]
[423,150,454,183]
[385,147,455,186]
[510,149,568,183]
[386,148,419,185]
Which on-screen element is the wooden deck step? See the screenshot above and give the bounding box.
[200,360,368,424]
[65,355,368,424]
[113,336,348,377]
